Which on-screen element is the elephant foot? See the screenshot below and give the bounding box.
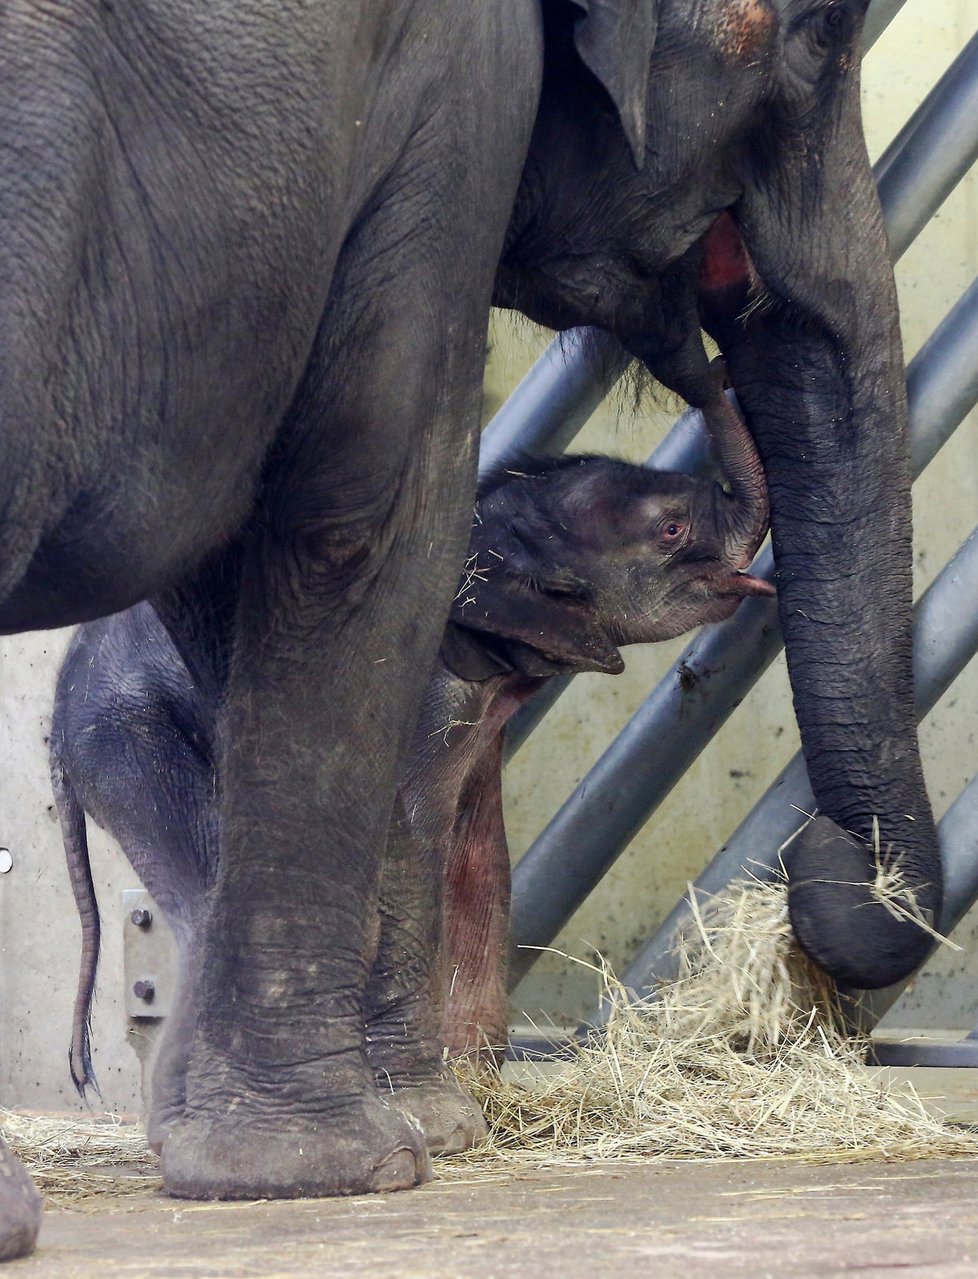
[147,1097,185,1156]
[0,1138,42,1261]
[160,1096,431,1199]
[145,1030,190,1156]
[444,1007,509,1067]
[384,1072,488,1155]
[786,814,938,989]
[143,961,195,1155]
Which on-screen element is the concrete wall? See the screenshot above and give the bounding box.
[1,0,976,1117]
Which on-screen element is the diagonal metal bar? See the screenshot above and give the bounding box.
[875,27,978,261]
[510,273,978,988]
[478,329,626,480]
[502,10,977,759]
[860,0,908,50]
[613,513,978,1023]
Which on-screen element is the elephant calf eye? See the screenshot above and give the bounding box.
[660,521,686,543]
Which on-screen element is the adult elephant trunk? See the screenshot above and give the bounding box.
[702,80,940,990]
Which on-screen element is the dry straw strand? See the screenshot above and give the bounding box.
[444,874,978,1173]
[0,1110,161,1205]
[3,875,976,1203]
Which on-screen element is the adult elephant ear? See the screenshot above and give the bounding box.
[567,0,657,167]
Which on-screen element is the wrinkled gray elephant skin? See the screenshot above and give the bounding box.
[52,384,770,1148]
[0,1143,40,1265]
[2,0,542,1221]
[1,0,933,1236]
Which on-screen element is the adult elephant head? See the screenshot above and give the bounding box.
[496,0,937,990]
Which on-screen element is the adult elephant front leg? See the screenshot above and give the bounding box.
[161,256,500,1202]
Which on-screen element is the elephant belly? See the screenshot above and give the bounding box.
[0,446,261,632]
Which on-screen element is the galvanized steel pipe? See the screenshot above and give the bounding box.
[616,515,978,1018]
[876,28,978,262]
[510,275,978,987]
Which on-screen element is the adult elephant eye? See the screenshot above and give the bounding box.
[806,3,850,52]
[661,521,686,542]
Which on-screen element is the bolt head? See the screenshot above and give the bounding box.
[133,980,155,1002]
[130,908,153,928]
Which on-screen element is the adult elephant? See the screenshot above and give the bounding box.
[0,0,933,1251]
[0,0,541,1249]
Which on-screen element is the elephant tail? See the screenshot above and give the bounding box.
[50,749,102,1099]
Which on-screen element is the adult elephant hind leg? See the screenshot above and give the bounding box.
[145,926,202,1156]
[0,1139,41,1262]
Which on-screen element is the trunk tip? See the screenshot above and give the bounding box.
[785,815,940,989]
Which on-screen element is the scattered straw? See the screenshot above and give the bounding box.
[867,817,961,950]
[443,875,978,1172]
[4,876,976,1206]
[0,1111,161,1206]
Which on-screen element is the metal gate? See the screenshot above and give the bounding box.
[480,0,978,1047]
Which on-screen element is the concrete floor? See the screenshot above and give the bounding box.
[21,1156,978,1278]
[11,1062,978,1278]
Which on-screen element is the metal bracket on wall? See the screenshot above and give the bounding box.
[122,888,177,1020]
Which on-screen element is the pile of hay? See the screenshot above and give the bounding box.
[0,1111,160,1205]
[447,874,978,1169]
[4,873,976,1202]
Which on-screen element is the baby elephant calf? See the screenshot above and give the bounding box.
[52,379,771,1150]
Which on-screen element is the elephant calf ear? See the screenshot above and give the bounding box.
[451,571,624,675]
[569,0,657,168]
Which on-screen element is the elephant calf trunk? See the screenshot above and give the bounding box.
[701,379,770,567]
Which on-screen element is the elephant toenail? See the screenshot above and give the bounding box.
[370,1147,419,1192]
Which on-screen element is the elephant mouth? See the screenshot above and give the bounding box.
[715,571,776,600]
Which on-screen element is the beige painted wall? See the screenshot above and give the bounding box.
[0,1,976,1118]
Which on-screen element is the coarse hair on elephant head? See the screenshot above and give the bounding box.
[495,0,939,990]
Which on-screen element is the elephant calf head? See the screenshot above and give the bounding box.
[406,382,773,1058]
[454,378,771,674]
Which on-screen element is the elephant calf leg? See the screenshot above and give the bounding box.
[443,738,512,1067]
[364,797,487,1155]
